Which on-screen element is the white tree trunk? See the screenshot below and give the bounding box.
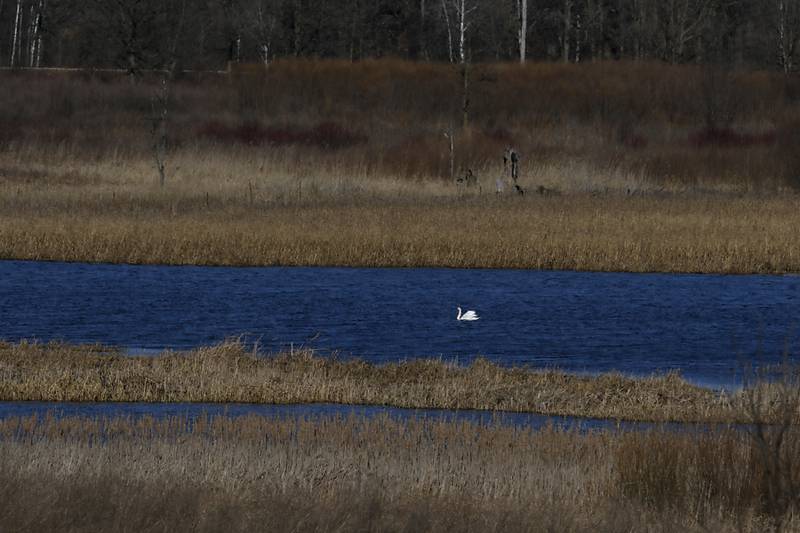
[261,43,270,67]
[440,0,454,63]
[518,0,528,63]
[34,1,43,67]
[256,3,272,67]
[36,0,44,66]
[28,0,43,67]
[457,0,466,64]
[450,0,474,65]
[10,0,22,67]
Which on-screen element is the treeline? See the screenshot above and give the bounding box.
[1,0,799,72]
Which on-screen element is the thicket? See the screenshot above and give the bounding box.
[2,60,800,188]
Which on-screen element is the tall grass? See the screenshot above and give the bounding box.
[1,185,799,273]
[0,339,780,424]
[0,412,796,532]
[1,61,799,272]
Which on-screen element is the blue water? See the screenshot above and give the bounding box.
[0,401,698,433]
[0,260,798,388]
[0,401,575,429]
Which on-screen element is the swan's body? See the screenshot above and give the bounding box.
[457,307,480,321]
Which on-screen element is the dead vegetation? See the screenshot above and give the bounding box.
[1,62,800,273]
[1,190,800,273]
[2,339,796,424]
[0,410,797,532]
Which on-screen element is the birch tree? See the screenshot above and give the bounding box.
[440,0,454,62]
[239,0,281,67]
[452,0,475,65]
[517,0,527,63]
[10,0,22,67]
[26,0,44,67]
[561,0,573,63]
[255,1,277,67]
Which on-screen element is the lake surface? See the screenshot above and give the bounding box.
[1,260,798,388]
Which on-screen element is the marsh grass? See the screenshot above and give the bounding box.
[1,167,800,272]
[0,339,782,423]
[2,61,800,272]
[0,412,796,532]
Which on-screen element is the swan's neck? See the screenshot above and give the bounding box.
[457,307,462,319]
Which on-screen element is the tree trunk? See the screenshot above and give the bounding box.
[518,0,527,63]
[34,0,44,67]
[10,0,22,67]
[562,0,572,63]
[28,0,43,67]
[419,0,427,60]
[776,0,798,73]
[440,0,454,63]
[462,61,469,130]
[457,0,467,64]
[26,3,33,66]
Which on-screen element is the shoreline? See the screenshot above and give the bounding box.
[1,339,787,424]
[3,194,799,275]
[2,255,799,277]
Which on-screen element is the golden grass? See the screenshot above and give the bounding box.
[0,339,777,424]
[0,412,795,532]
[1,181,799,273]
[1,61,799,273]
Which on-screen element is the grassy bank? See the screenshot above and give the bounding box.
[1,62,800,273]
[0,412,797,532]
[2,340,794,424]
[2,175,800,272]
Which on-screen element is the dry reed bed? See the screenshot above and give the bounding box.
[3,60,800,190]
[2,61,800,274]
[0,340,767,423]
[1,190,799,273]
[0,412,796,532]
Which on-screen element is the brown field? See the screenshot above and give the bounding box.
[0,411,797,532]
[2,340,797,424]
[1,61,800,272]
[2,190,800,272]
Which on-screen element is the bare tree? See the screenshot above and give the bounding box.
[419,0,427,59]
[628,0,658,60]
[27,0,44,67]
[517,0,527,63]
[244,0,282,68]
[149,77,169,189]
[579,0,604,61]
[440,0,454,63]
[657,0,713,63]
[743,357,800,533]
[561,0,573,63]
[452,0,475,65]
[775,0,800,73]
[10,0,22,67]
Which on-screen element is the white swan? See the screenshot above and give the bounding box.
[457,307,480,321]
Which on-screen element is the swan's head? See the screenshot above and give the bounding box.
[457,306,462,312]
